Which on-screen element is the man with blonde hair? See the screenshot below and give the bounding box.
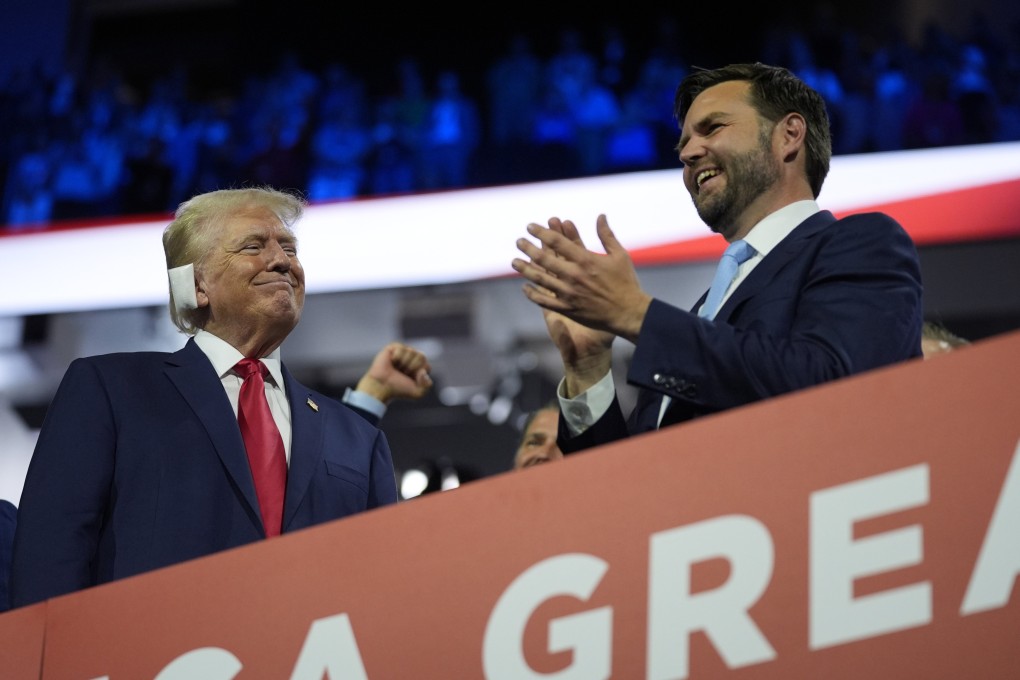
[11,186,431,609]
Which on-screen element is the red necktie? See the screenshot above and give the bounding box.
[235,358,287,537]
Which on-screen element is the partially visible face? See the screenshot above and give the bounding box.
[514,409,564,470]
[196,205,305,337]
[678,80,781,239]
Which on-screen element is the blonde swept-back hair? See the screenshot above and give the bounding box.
[162,186,306,334]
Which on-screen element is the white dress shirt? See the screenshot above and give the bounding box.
[193,330,293,466]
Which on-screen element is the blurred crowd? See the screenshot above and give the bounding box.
[2,11,1019,230]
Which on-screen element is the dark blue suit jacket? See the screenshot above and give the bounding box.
[560,210,924,452]
[10,338,397,608]
[0,499,15,612]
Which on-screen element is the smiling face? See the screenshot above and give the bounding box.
[677,80,782,241]
[514,408,564,470]
[195,204,305,356]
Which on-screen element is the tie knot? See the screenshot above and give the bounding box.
[235,358,267,380]
[724,239,755,265]
[697,239,757,320]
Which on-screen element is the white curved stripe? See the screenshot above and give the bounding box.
[3,142,1020,315]
[822,141,1020,210]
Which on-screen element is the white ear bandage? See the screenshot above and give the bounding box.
[168,263,198,312]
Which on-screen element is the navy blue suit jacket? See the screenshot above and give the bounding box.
[10,338,397,608]
[560,210,924,453]
[0,499,15,612]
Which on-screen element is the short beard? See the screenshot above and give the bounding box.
[695,125,780,236]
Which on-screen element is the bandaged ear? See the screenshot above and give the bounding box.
[168,264,198,312]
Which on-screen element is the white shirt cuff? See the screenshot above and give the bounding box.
[557,371,615,436]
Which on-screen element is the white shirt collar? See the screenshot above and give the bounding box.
[742,200,820,256]
[193,329,285,388]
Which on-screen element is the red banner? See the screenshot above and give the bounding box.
[4,331,1019,679]
[0,603,45,678]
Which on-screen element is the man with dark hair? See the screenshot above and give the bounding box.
[513,63,923,452]
[513,401,564,470]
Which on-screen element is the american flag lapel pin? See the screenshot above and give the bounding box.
[307,397,319,412]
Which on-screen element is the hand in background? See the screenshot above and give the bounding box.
[356,342,433,405]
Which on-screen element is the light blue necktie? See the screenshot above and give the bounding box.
[659,239,756,426]
[698,239,756,320]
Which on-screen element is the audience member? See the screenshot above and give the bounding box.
[419,70,482,191]
[2,130,54,227]
[528,86,582,181]
[512,62,923,454]
[305,97,372,201]
[513,401,564,470]
[366,97,417,196]
[4,13,1020,228]
[181,98,242,199]
[485,33,544,149]
[48,105,125,221]
[569,59,622,176]
[387,58,432,192]
[10,186,431,608]
[480,32,545,185]
[545,27,599,105]
[870,37,916,152]
[605,54,685,172]
[921,320,971,358]
[952,44,1000,145]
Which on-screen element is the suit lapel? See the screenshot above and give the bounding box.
[716,210,837,321]
[281,366,323,530]
[164,338,263,527]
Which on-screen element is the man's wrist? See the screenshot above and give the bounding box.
[354,376,391,404]
[563,354,612,398]
[343,387,387,419]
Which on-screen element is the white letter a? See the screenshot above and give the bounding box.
[961,438,1020,615]
[290,613,369,680]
